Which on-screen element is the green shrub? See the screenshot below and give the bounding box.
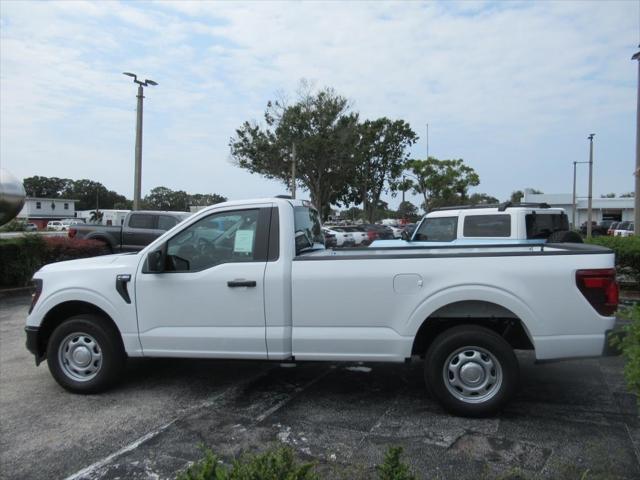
[610,304,640,400]
[585,236,640,282]
[177,446,318,480]
[0,235,109,287]
[0,219,27,232]
[375,447,416,480]
[177,446,416,480]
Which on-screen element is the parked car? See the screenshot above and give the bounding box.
[614,221,635,237]
[387,225,404,238]
[332,226,368,245]
[322,226,355,247]
[371,203,579,247]
[579,221,608,236]
[69,210,191,252]
[361,224,395,243]
[24,223,38,232]
[26,196,619,416]
[607,222,620,236]
[401,223,417,239]
[323,230,337,248]
[46,221,65,231]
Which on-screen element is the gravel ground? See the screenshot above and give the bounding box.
[1,293,638,480]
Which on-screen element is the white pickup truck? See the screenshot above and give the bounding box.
[25,197,619,416]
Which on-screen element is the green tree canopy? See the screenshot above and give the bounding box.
[230,86,360,219]
[397,201,420,222]
[404,157,480,212]
[345,118,417,222]
[468,193,499,205]
[23,176,130,210]
[142,186,227,211]
[509,190,524,203]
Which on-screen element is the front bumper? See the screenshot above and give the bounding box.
[25,326,44,365]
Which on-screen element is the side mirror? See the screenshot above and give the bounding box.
[295,231,313,255]
[401,230,411,241]
[146,246,165,273]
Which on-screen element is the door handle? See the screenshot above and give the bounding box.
[227,280,257,288]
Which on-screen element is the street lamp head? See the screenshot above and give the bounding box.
[588,133,595,140]
[145,79,158,86]
[123,72,137,79]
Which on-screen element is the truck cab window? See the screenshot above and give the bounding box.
[129,214,155,229]
[294,206,324,254]
[414,217,457,241]
[463,214,511,237]
[157,216,178,231]
[166,209,260,272]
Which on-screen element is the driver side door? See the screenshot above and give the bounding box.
[135,205,272,358]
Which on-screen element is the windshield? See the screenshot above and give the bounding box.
[294,206,324,253]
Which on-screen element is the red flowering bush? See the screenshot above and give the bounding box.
[0,235,110,287]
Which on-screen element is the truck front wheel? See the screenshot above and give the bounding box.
[424,325,519,417]
[46,315,125,393]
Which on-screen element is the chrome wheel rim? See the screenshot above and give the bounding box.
[58,332,102,382]
[443,346,502,404]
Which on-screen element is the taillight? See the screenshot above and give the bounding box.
[29,279,43,314]
[68,228,77,238]
[368,231,378,241]
[576,269,618,316]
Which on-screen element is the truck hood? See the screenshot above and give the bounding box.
[37,252,140,274]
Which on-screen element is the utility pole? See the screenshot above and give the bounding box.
[426,123,429,159]
[402,175,406,203]
[587,134,595,239]
[572,160,589,229]
[632,46,640,235]
[290,143,297,199]
[123,72,158,210]
[572,161,577,229]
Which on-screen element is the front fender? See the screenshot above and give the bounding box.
[27,286,142,356]
[404,284,539,342]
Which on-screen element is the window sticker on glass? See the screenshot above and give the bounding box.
[234,230,254,253]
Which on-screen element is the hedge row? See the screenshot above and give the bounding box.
[0,235,109,287]
[585,236,640,283]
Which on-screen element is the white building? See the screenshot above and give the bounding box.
[17,197,77,229]
[523,189,635,227]
[76,209,130,226]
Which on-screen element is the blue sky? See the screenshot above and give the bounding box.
[1,0,638,210]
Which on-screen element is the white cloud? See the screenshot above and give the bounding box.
[1,0,637,207]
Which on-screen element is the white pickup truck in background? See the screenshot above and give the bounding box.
[25,197,618,416]
[371,203,582,247]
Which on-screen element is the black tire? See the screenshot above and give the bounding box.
[424,325,519,417]
[547,230,583,243]
[46,314,126,393]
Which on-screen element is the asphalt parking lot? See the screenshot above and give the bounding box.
[1,293,638,480]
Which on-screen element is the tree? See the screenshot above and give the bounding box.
[189,193,227,207]
[404,157,480,212]
[529,188,544,194]
[342,118,417,222]
[621,192,635,198]
[142,187,227,211]
[230,85,360,219]
[23,176,130,210]
[342,206,364,222]
[397,201,419,222]
[89,210,103,223]
[468,193,499,205]
[23,176,71,198]
[601,193,616,198]
[510,190,524,203]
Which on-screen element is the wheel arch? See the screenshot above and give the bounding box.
[34,300,124,362]
[406,286,538,356]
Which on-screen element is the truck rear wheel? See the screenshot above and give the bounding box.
[424,325,518,417]
[46,315,125,393]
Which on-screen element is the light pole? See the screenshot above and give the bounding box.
[290,143,297,199]
[123,72,158,210]
[587,134,595,239]
[632,46,640,235]
[572,160,589,229]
